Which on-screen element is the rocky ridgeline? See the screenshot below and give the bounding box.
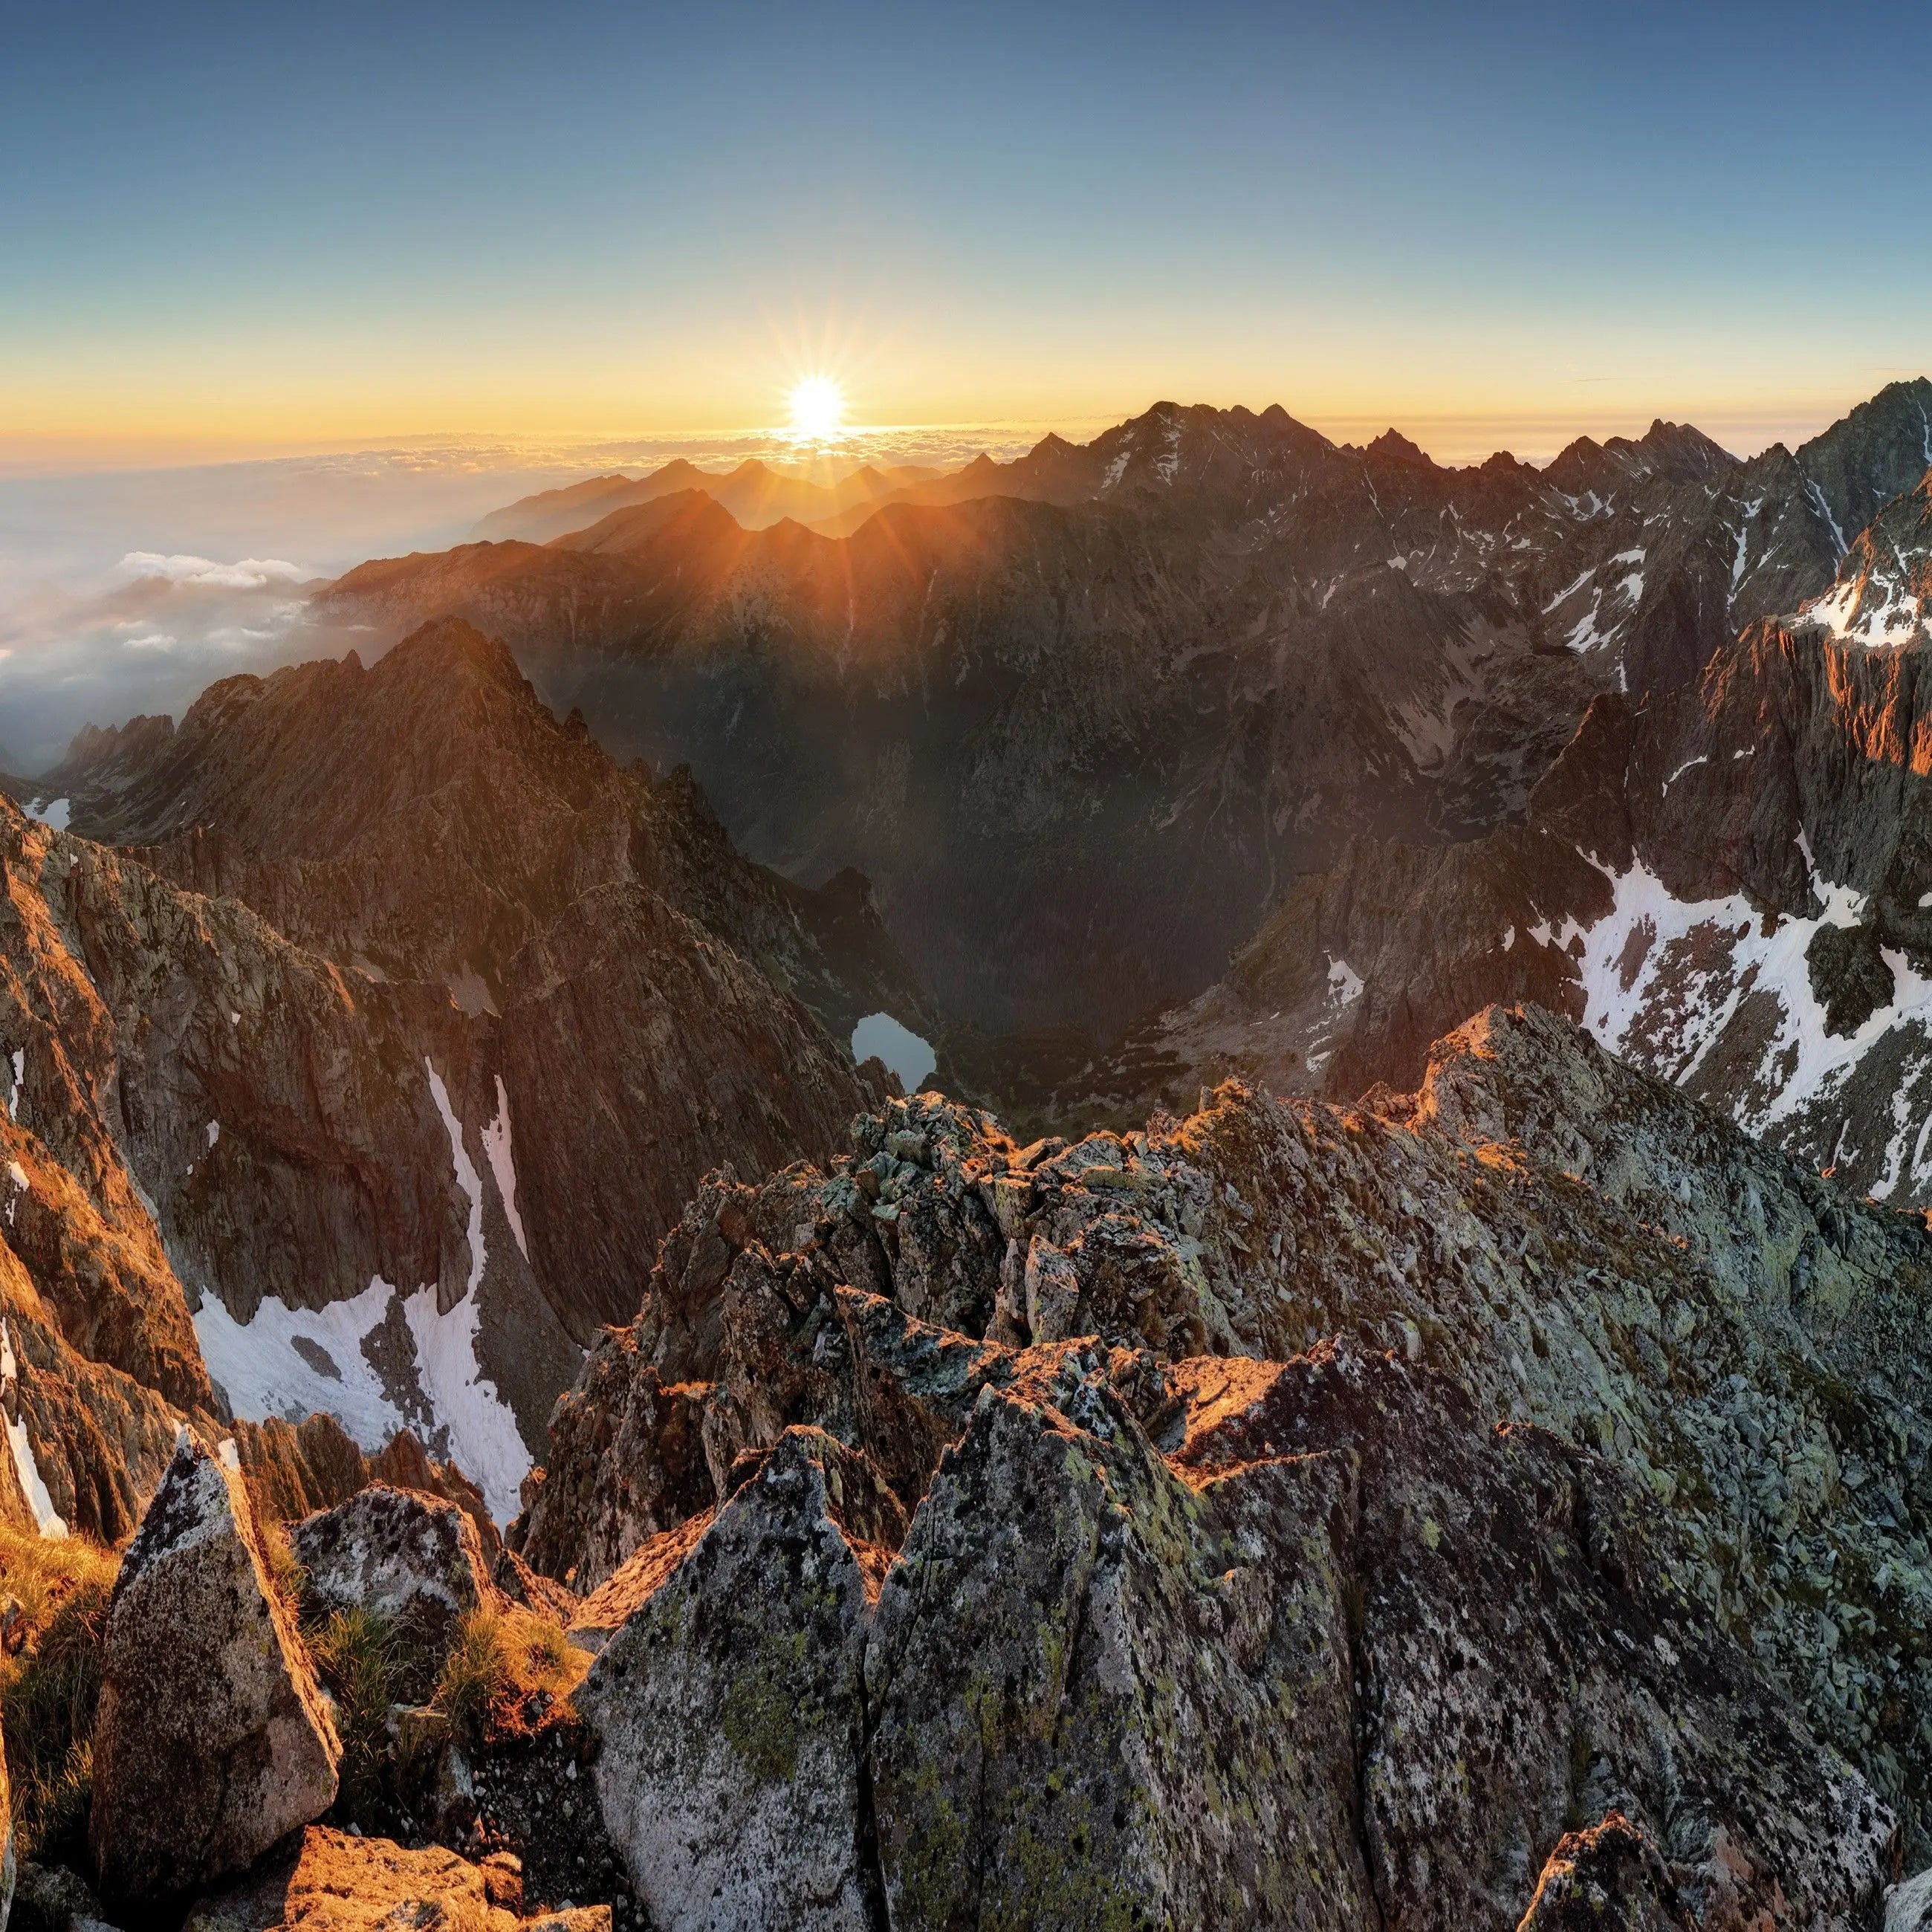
[0,619,911,1541]
[1,1002,1930,1926]
[1108,459,1932,1214]
[487,1001,1925,1924]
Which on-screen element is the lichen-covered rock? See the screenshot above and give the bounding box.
[1890,1867,1932,1932]
[180,1825,612,1932]
[89,1434,341,1905]
[510,1327,712,1591]
[1166,1342,1893,1930]
[576,1427,889,1931]
[292,1482,499,1677]
[10,1857,109,1932]
[1516,1813,1693,1931]
[866,1363,1371,1930]
[519,1006,1932,1845]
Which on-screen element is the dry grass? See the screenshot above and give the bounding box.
[249,1488,308,1620]
[0,1522,120,1863]
[306,1604,418,1824]
[433,1605,585,1743]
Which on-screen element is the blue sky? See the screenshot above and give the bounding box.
[3,0,1928,461]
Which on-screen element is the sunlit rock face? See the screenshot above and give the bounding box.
[90,1435,342,1905]
[0,617,915,1522]
[515,1003,1932,1870]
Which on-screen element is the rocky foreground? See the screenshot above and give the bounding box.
[1,1002,1929,1929]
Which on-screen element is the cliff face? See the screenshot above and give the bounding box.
[1112,471,1932,1207]
[0,622,910,1521]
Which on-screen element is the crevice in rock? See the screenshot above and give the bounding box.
[1341,1503,1390,1932]
[852,1647,892,1932]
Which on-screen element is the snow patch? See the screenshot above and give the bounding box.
[1326,957,1364,1006]
[7,1048,20,1120]
[1568,847,1932,1176]
[1805,479,1848,557]
[479,1075,528,1262]
[425,1060,485,1298]
[401,1281,531,1521]
[193,1276,412,1453]
[205,1120,220,1150]
[1,1320,68,1538]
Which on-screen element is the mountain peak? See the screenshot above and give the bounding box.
[1365,429,1434,468]
[379,615,525,690]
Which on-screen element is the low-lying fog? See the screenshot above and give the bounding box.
[0,425,1031,773]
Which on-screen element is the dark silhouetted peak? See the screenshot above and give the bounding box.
[61,713,176,775]
[1365,429,1435,469]
[1633,418,1737,482]
[555,487,746,555]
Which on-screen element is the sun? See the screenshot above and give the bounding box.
[787,375,846,442]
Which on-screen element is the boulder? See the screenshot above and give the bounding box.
[180,1826,611,1932]
[8,1859,120,1932]
[88,1435,340,1905]
[1890,1867,1932,1932]
[576,1427,889,1931]
[292,1482,498,1674]
[866,1362,1371,1931]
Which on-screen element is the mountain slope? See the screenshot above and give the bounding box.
[1,623,911,1517]
[513,1000,1932,1865]
[1103,467,1932,1208]
[319,386,1932,1046]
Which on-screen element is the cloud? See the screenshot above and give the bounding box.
[0,568,351,771]
[117,552,308,589]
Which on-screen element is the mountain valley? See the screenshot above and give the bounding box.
[3,380,1932,1928]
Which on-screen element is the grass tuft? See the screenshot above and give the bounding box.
[0,1522,120,1864]
[305,1606,403,1824]
[432,1605,583,1743]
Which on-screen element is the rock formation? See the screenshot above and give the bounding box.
[88,1434,340,1905]
[181,1826,610,1932]
[0,996,1915,1928]
[513,1005,1932,1861]
[0,616,912,1525]
[575,1427,885,1931]
[293,1483,499,1673]
[1112,464,1932,1207]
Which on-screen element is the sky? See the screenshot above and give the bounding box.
[4,0,1931,469]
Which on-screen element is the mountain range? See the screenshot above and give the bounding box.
[7,377,1932,1925]
[318,381,1932,1053]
